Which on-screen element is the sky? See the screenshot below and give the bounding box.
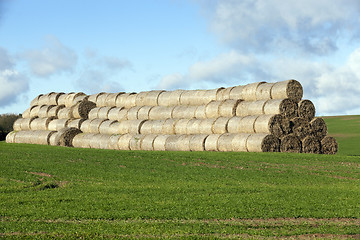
[1,0,360,116]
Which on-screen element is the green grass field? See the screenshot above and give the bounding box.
[1,115,359,239]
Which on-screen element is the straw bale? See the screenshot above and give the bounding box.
[13,118,24,131]
[204,134,221,151]
[231,133,251,152]
[139,120,153,134]
[57,107,73,119]
[152,120,166,134]
[54,127,82,147]
[135,91,149,106]
[141,134,158,151]
[172,105,197,119]
[17,117,38,131]
[186,119,202,135]
[108,107,127,121]
[30,105,42,118]
[38,105,52,118]
[238,115,259,133]
[67,119,85,129]
[65,92,86,107]
[96,93,111,107]
[219,99,240,117]
[115,92,137,108]
[217,87,234,101]
[180,90,206,105]
[310,118,327,139]
[89,133,102,149]
[271,79,303,103]
[111,121,129,134]
[57,93,69,105]
[30,117,56,130]
[13,130,30,143]
[189,134,208,151]
[72,133,88,148]
[73,94,88,104]
[108,134,121,150]
[48,92,64,105]
[174,119,191,135]
[205,101,222,119]
[127,106,142,120]
[97,106,114,119]
[143,90,165,106]
[129,134,144,150]
[148,106,173,120]
[280,134,302,153]
[5,131,17,143]
[194,105,206,119]
[72,100,97,119]
[229,85,244,100]
[48,119,70,131]
[255,82,274,100]
[128,119,146,134]
[99,120,117,135]
[199,119,216,134]
[165,135,191,151]
[116,134,132,150]
[298,99,315,121]
[88,92,105,103]
[88,107,101,119]
[218,133,235,152]
[88,119,106,133]
[321,136,338,154]
[236,100,266,117]
[153,135,170,151]
[254,114,290,138]
[98,134,112,149]
[263,99,298,119]
[212,117,230,134]
[30,94,43,106]
[227,116,243,133]
[161,119,177,134]
[302,136,321,154]
[22,106,34,119]
[137,106,153,120]
[105,92,125,107]
[38,94,51,105]
[31,130,56,145]
[125,93,138,108]
[79,119,92,133]
[246,133,280,152]
[241,82,265,101]
[202,88,224,105]
[158,90,184,106]
[47,105,65,118]
[290,117,313,140]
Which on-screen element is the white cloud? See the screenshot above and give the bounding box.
[0,69,29,107]
[0,47,14,70]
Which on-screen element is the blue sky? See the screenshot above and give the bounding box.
[1,0,360,116]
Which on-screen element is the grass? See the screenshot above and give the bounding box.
[0,115,359,239]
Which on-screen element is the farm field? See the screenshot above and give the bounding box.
[0,115,359,239]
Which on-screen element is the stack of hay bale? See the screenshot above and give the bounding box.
[6,79,338,154]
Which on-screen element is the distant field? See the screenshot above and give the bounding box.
[1,115,359,239]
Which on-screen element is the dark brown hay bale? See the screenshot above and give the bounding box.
[174,119,191,135]
[148,106,174,120]
[280,134,302,153]
[97,106,114,119]
[204,134,221,151]
[310,117,328,139]
[302,135,321,154]
[30,105,42,118]
[232,133,251,152]
[290,117,313,140]
[235,100,267,117]
[137,106,153,120]
[298,99,315,121]
[158,90,184,106]
[321,136,338,154]
[194,105,207,119]
[229,85,244,100]
[186,119,202,135]
[153,135,170,151]
[115,92,136,108]
[72,100,97,119]
[57,107,73,119]
[172,105,197,119]
[217,87,234,101]
[162,119,178,134]
[96,93,111,107]
[99,120,117,135]
[107,107,127,121]
[105,92,125,107]
[227,116,243,133]
[118,134,133,150]
[212,117,230,134]
[67,119,85,129]
[219,99,241,117]
[189,134,208,151]
[205,101,222,119]
[199,119,216,134]
[218,133,235,152]
[54,127,82,147]
[5,131,17,143]
[246,133,280,152]
[30,94,43,106]
[48,119,70,131]
[129,134,145,150]
[255,82,274,100]
[263,99,298,119]
[30,117,56,130]
[241,82,266,101]
[141,134,157,151]
[254,114,290,138]
[238,115,258,133]
[47,105,65,118]
[88,92,105,103]
[127,106,142,120]
[271,79,303,103]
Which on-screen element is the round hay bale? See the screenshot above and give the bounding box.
[99,120,117,135]
[153,135,170,151]
[57,107,73,119]
[135,91,149,106]
[280,134,302,153]
[158,90,184,106]
[38,105,53,118]
[54,127,82,147]
[217,87,234,101]
[246,133,280,152]
[236,100,266,117]
[194,105,206,119]
[112,121,129,134]
[30,105,42,118]
[97,106,114,119]
[57,93,68,106]
[98,134,112,149]
[165,135,191,151]
[73,94,88,104]
[241,82,266,101]
[65,92,86,107]
[321,136,338,154]
[108,107,127,121]
[128,119,146,134]
[47,105,65,118]
[218,133,235,152]
[148,106,174,120]
[263,99,298,119]
[219,99,240,117]
[72,100,97,119]
[310,118,327,139]
[48,119,70,131]
[162,119,179,134]
[143,90,165,106]
[229,85,244,100]
[271,79,303,103]
[48,92,64,105]
[254,114,290,138]
[139,120,153,134]
[204,134,221,151]
[202,88,224,105]
[137,106,153,120]
[105,92,125,107]
[30,117,55,130]
[124,93,138,108]
[199,119,216,134]
[298,99,315,121]
[67,119,85,129]
[186,119,202,135]
[115,92,136,108]
[72,133,87,148]
[302,135,321,154]
[108,134,121,150]
[189,134,208,151]
[22,106,34,119]
[141,134,158,151]
[290,117,313,140]
[212,117,230,134]
[88,92,105,103]
[13,118,24,131]
[129,134,144,150]
[88,119,106,133]
[20,117,38,131]
[174,119,191,135]
[13,130,29,143]
[172,105,197,119]
[255,82,274,100]
[88,133,102,149]
[205,101,222,119]
[227,116,243,133]
[127,106,141,120]
[180,90,206,105]
[238,115,258,133]
[117,134,132,150]
[37,93,51,105]
[96,93,111,107]
[79,119,92,133]
[231,133,251,152]
[5,131,17,143]
[30,94,43,106]
[32,130,56,145]
[152,120,166,134]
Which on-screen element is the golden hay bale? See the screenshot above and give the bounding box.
[212,117,230,134]
[143,90,165,106]
[227,116,243,133]
[30,94,43,106]
[148,106,174,120]
[57,93,68,105]
[302,135,321,154]
[174,119,191,135]
[219,99,241,117]
[180,90,206,105]
[67,119,85,129]
[115,92,136,108]
[141,134,158,151]
[127,106,142,120]
[124,93,138,108]
[199,119,216,134]
[107,107,127,121]
[153,135,170,151]
[13,130,31,143]
[235,100,267,117]
[15,117,38,131]
[216,87,234,101]
[118,134,133,150]
[321,136,338,154]
[165,135,191,151]
[254,114,290,138]
[152,120,166,134]
[96,93,111,107]
[30,117,56,130]
[88,92,105,103]
[241,82,266,101]
[232,133,251,152]
[280,134,302,153]
[48,119,70,131]
[194,105,206,119]
[31,130,56,145]
[72,133,88,148]
[129,134,144,150]
[158,90,184,106]
[97,106,114,119]
[204,134,221,151]
[65,92,86,107]
[290,117,313,140]
[246,133,280,152]
[37,105,52,118]
[88,119,106,133]
[137,106,153,120]
[74,94,88,104]
[263,99,298,119]
[37,93,51,105]
[99,120,117,135]
[229,85,244,100]
[217,133,235,152]
[135,91,149,106]
[205,101,222,119]
[188,134,208,151]
[22,106,35,119]
[298,99,315,121]
[271,79,303,103]
[172,105,197,119]
[162,119,178,134]
[48,92,64,105]
[88,107,100,119]
[108,134,121,150]
[255,82,274,100]
[5,131,17,143]
[29,105,42,118]
[127,119,146,134]
[200,88,223,105]
[139,120,153,134]
[98,134,112,149]
[88,133,102,149]
[79,119,92,133]
[13,118,24,131]
[57,107,73,119]
[47,105,65,118]
[72,100,97,119]
[310,117,328,139]
[238,115,259,133]
[54,127,82,147]
[105,92,125,107]
[186,119,202,135]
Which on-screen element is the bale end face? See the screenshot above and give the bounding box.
[321,136,338,154]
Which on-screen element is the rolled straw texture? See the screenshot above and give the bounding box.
[72,100,96,119]
[5,131,17,143]
[140,134,157,151]
[205,101,222,119]
[204,134,221,151]
[118,134,133,150]
[218,133,235,152]
[298,99,315,121]
[271,79,303,103]
[67,119,85,129]
[129,134,145,150]
[321,136,338,154]
[65,92,86,107]
[290,117,313,140]
[30,117,55,130]
[189,134,208,151]
[157,90,184,106]
[254,114,290,138]
[47,105,65,118]
[30,94,43,106]
[16,117,38,131]
[302,135,321,154]
[105,92,125,107]
[14,130,32,143]
[48,119,70,131]
[143,90,165,106]
[310,118,328,139]
[127,106,141,120]
[38,105,53,118]
[97,106,114,119]
[88,92,105,103]
[108,107,127,121]
[139,120,153,134]
[137,106,153,120]
[148,106,173,120]
[152,120,165,134]
[227,116,243,133]
[89,134,102,149]
[88,119,106,133]
[32,130,56,145]
[241,82,266,101]
[72,133,88,148]
[231,133,251,152]
[236,100,266,117]
[246,133,280,152]
[229,85,244,100]
[219,99,240,117]
[96,93,111,107]
[238,115,259,133]
[22,106,34,119]
[165,135,191,151]
[263,99,298,119]
[57,107,73,119]
[174,119,191,135]
[172,105,197,119]
[13,118,24,131]
[108,134,121,150]
[135,91,149,106]
[280,134,302,153]
[202,88,224,105]
[194,105,207,119]
[212,117,229,134]
[115,92,136,108]
[98,134,112,149]
[38,93,51,105]
[30,105,42,118]
[255,82,274,100]
[79,119,92,133]
[57,93,68,105]
[180,90,206,105]
[199,119,216,134]
[153,135,170,151]
[128,120,146,134]
[186,119,202,135]
[99,120,117,135]
[54,127,82,147]
[216,87,234,101]
[48,92,64,105]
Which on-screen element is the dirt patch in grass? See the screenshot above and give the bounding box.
[28,171,53,177]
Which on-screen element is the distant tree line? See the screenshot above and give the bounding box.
[0,114,22,141]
